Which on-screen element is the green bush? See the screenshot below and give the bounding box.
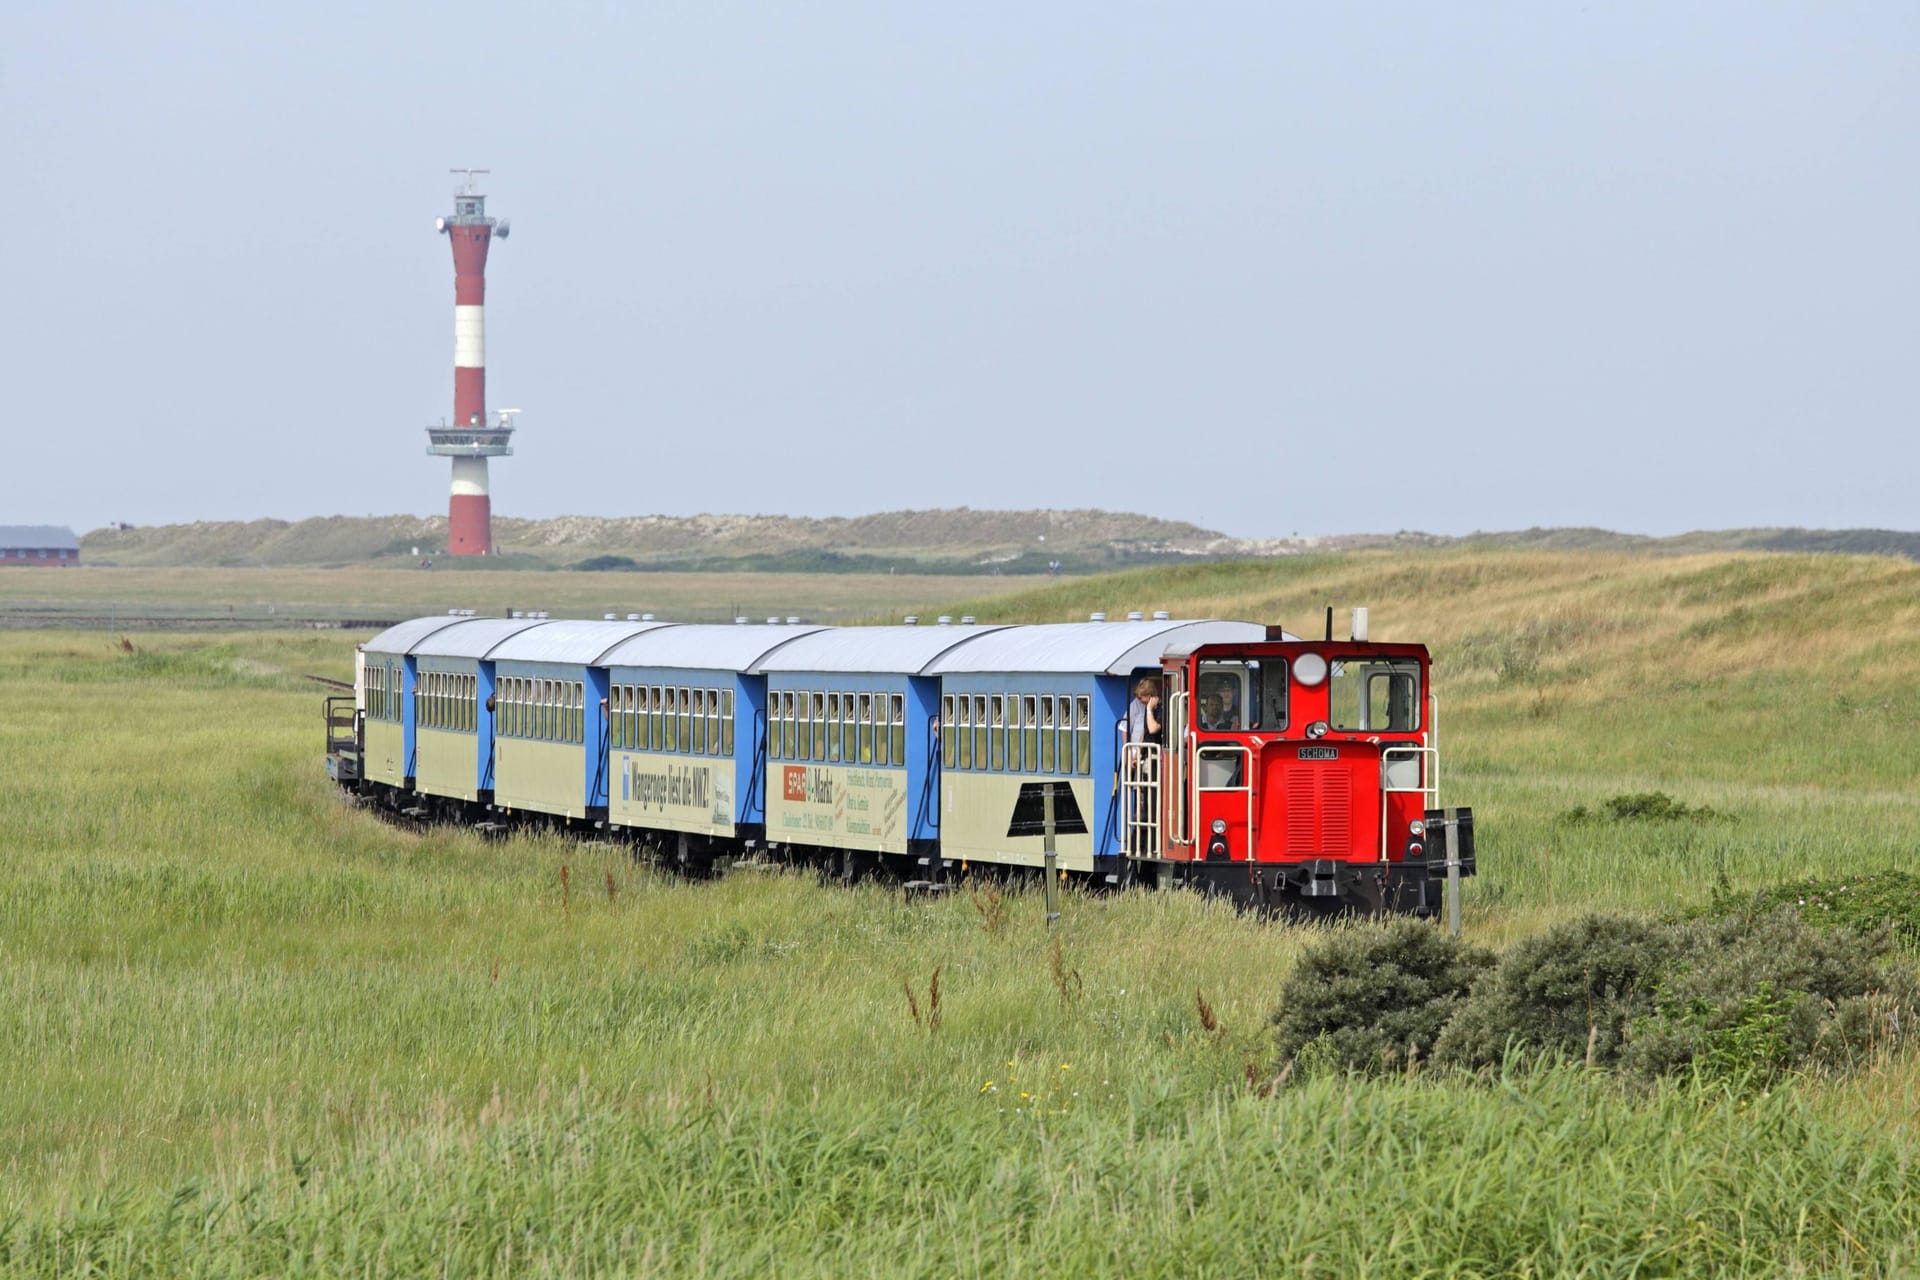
[1265,909,1908,1086]
[1560,791,1723,825]
[1622,910,1920,1083]
[1695,869,1920,950]
[1433,914,1674,1071]
[1270,921,1494,1075]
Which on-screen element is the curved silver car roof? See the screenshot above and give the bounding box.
[485,619,677,665]
[406,617,551,660]
[751,624,1012,675]
[601,624,827,673]
[921,620,1273,676]
[362,616,471,656]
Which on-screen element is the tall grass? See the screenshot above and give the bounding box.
[4,548,1920,1273]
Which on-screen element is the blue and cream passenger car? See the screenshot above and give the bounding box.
[753,626,1008,865]
[599,624,822,853]
[487,620,671,821]
[359,616,473,792]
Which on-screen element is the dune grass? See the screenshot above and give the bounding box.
[4,548,1920,1274]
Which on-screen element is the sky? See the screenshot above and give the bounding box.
[2,2,1915,540]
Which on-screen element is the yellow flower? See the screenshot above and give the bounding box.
[980,1081,996,1094]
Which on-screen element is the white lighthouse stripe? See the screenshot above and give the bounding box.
[451,456,491,497]
[454,305,486,368]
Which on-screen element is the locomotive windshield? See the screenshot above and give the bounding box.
[1196,659,1287,731]
[1328,657,1422,732]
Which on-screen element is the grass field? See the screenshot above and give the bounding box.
[4,549,1919,1275]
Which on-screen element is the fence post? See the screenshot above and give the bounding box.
[1444,809,1462,939]
[1042,782,1060,930]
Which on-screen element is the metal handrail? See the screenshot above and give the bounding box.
[1120,740,1162,857]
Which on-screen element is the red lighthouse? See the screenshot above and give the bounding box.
[427,169,515,556]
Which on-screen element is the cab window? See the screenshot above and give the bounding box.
[1329,658,1422,732]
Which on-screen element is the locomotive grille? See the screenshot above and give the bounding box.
[1285,768,1352,855]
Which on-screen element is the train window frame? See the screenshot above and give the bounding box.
[1039,696,1055,773]
[970,695,987,773]
[998,690,1013,771]
[841,693,856,763]
[1076,694,1092,774]
[956,694,971,770]
[1328,657,1423,733]
[875,692,891,767]
[941,695,956,769]
[692,688,708,755]
[824,692,840,762]
[721,688,735,755]
[812,692,827,761]
[890,693,906,765]
[858,693,874,764]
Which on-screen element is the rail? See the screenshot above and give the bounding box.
[1120,740,1161,857]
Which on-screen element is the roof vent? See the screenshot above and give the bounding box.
[1126,611,1144,621]
[960,615,976,625]
[1152,610,1170,621]
[786,616,801,625]
[937,615,953,625]
[767,617,780,625]
[626,613,640,621]
[735,617,749,625]
[903,615,919,625]
[603,613,617,621]
[511,610,524,619]
[447,608,462,616]
[641,613,655,622]
[1089,612,1107,622]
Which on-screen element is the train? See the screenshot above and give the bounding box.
[322,609,1474,912]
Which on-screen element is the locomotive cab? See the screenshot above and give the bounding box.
[1123,638,1473,913]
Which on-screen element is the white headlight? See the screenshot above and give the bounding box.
[1211,818,1227,835]
[1294,652,1328,686]
[1409,820,1425,837]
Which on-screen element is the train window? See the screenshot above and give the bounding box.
[1196,662,1251,732]
[793,689,809,761]
[611,686,623,749]
[774,690,791,760]
[811,692,826,760]
[875,694,891,767]
[1019,696,1036,771]
[968,695,985,772]
[677,687,691,754]
[692,689,708,755]
[661,687,676,753]
[955,695,971,770]
[941,695,956,769]
[721,689,735,755]
[1076,695,1092,774]
[624,685,637,749]
[842,694,857,763]
[1040,696,1055,773]
[858,694,874,764]
[988,696,1004,771]
[1329,658,1422,732]
[710,689,724,757]
[890,694,906,765]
